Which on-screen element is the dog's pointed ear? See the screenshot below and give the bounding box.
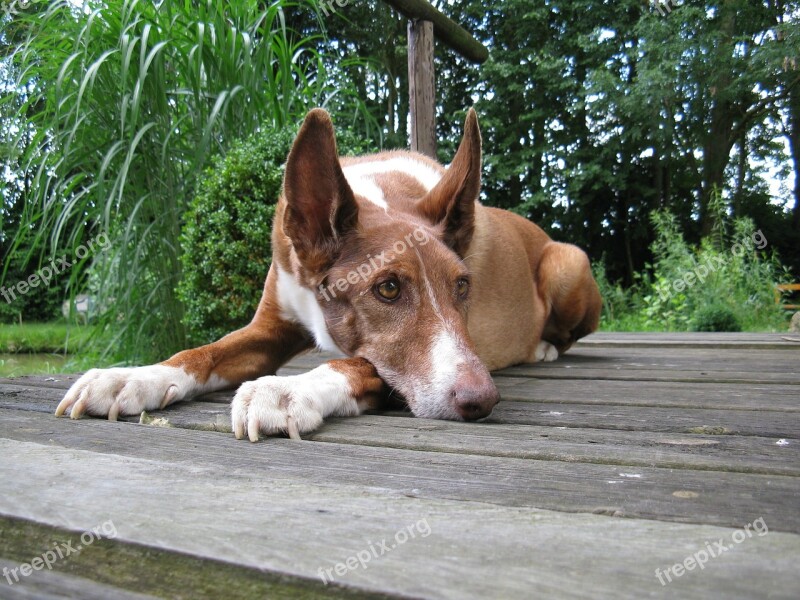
[416,108,481,257]
[283,108,358,272]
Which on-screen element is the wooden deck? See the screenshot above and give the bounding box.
[1,332,798,599]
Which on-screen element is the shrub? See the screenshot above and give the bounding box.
[692,304,742,332]
[178,124,377,345]
[4,0,376,363]
[640,210,788,332]
[0,235,65,324]
[594,205,790,332]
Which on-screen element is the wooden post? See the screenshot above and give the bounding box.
[408,19,436,159]
[383,0,489,64]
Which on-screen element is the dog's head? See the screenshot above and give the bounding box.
[281,108,499,421]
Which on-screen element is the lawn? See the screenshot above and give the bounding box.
[0,322,110,378]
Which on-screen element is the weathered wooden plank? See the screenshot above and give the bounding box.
[497,366,799,385]
[0,558,161,600]
[1,409,798,533]
[4,384,797,475]
[307,417,800,476]
[3,384,798,475]
[577,332,800,349]
[2,439,798,600]
[6,342,796,391]
[6,375,799,415]
[494,378,800,412]
[3,382,798,439]
[536,347,800,373]
[274,347,800,384]
[6,386,800,475]
[488,401,800,438]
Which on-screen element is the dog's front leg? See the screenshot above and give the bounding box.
[55,314,313,421]
[231,357,384,442]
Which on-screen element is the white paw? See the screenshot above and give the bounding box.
[55,365,198,420]
[535,341,559,362]
[231,365,359,442]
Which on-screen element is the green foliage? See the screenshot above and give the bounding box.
[0,320,115,376]
[2,0,376,363]
[178,124,377,345]
[592,260,642,330]
[0,322,94,353]
[0,262,64,325]
[177,129,288,346]
[4,0,799,354]
[597,208,790,332]
[692,305,742,333]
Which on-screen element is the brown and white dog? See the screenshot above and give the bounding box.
[55,108,601,441]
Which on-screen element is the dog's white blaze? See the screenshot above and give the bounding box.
[275,267,340,352]
[409,258,470,419]
[430,328,464,389]
[343,157,442,209]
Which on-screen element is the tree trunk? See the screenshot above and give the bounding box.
[788,71,800,230]
[734,132,747,217]
[700,1,737,236]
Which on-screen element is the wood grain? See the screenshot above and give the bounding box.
[1,332,798,598]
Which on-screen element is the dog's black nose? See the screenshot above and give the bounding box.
[452,371,499,421]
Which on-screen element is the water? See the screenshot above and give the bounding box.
[0,353,70,378]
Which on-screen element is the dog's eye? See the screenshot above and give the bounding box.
[456,277,470,299]
[375,279,401,302]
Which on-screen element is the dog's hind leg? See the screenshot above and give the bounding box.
[535,242,601,357]
[231,357,385,442]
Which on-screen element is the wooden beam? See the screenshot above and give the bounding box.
[408,19,436,158]
[383,0,488,64]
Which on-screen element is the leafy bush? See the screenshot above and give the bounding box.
[3,0,377,363]
[595,205,790,332]
[0,235,65,324]
[178,124,377,345]
[692,305,742,332]
[592,261,651,331]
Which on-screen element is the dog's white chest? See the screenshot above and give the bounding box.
[275,267,340,352]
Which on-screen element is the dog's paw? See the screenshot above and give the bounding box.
[55,365,197,420]
[231,365,360,442]
[534,341,559,362]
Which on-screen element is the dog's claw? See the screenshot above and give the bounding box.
[70,395,88,419]
[286,417,302,441]
[247,418,261,443]
[56,365,194,420]
[160,385,178,409]
[230,370,339,442]
[54,399,69,417]
[108,401,120,422]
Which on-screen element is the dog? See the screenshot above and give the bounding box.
[56,108,601,441]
